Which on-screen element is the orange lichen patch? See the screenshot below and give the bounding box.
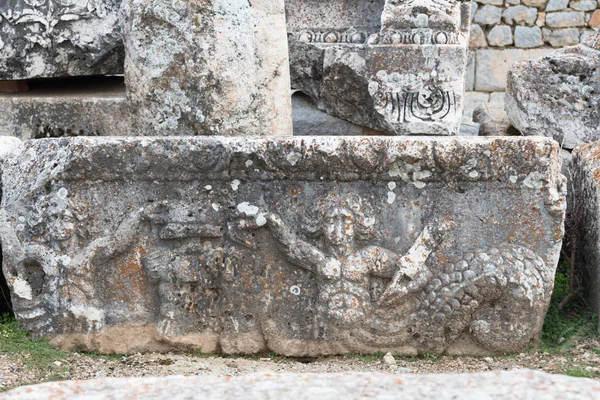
[111,244,150,311]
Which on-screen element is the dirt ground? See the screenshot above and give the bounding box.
[2,337,600,391]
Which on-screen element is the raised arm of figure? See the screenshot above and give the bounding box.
[264,213,329,274]
[82,207,145,265]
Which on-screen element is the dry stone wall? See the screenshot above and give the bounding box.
[468,0,600,90]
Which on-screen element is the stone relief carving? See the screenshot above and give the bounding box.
[0,0,109,47]
[0,137,565,355]
[286,0,471,135]
[296,28,463,46]
[236,194,453,329]
[0,189,143,333]
[234,192,550,352]
[0,0,123,79]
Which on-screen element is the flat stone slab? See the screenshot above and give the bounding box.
[506,32,600,150]
[0,0,124,80]
[0,78,127,139]
[0,137,565,356]
[2,371,600,399]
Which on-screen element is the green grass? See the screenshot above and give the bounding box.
[564,367,598,378]
[0,313,71,390]
[0,314,68,370]
[540,256,598,352]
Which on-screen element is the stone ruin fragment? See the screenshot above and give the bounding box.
[0,0,293,138]
[572,142,600,324]
[0,0,568,357]
[506,31,600,150]
[0,0,124,80]
[0,137,565,355]
[287,0,472,135]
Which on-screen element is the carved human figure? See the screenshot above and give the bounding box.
[0,190,146,333]
[237,194,452,329]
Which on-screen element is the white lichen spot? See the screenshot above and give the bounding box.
[212,203,221,212]
[16,224,25,232]
[204,185,213,191]
[388,182,396,190]
[13,277,32,300]
[237,202,259,216]
[364,217,375,227]
[290,285,301,296]
[287,151,302,166]
[58,255,71,266]
[231,179,240,191]
[523,172,545,189]
[245,160,253,168]
[256,213,267,227]
[413,181,426,189]
[509,175,518,184]
[387,191,396,204]
[57,187,68,200]
[469,171,479,178]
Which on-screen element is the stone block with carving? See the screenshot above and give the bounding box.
[0,137,565,355]
[287,0,472,135]
[121,0,292,136]
[0,0,124,80]
[506,31,600,150]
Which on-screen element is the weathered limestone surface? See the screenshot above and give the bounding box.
[292,93,385,136]
[287,0,471,136]
[0,91,383,139]
[0,1,124,80]
[1,137,565,356]
[3,371,600,399]
[0,78,128,139]
[505,31,600,149]
[121,0,292,136]
[572,142,600,321]
[0,137,22,316]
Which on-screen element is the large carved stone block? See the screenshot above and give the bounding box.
[121,0,293,136]
[506,32,600,150]
[0,137,565,355]
[0,0,124,80]
[287,0,471,135]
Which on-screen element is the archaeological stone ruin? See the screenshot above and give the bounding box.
[287,0,472,135]
[0,0,598,376]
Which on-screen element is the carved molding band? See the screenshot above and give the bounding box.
[294,28,465,46]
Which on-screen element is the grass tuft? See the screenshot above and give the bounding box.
[541,257,598,352]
